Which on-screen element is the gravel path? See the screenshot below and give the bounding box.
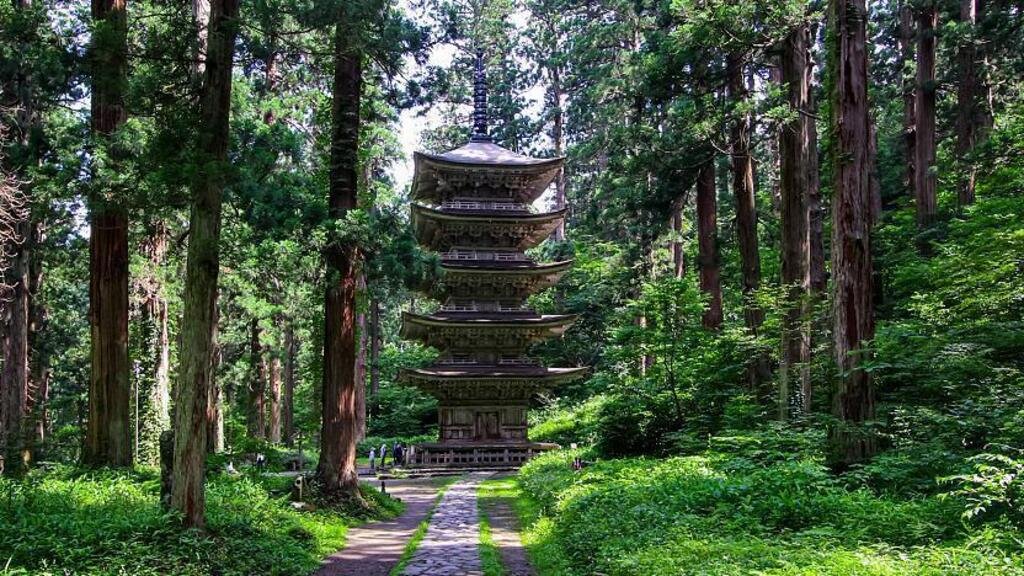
[315,479,442,576]
[401,472,492,576]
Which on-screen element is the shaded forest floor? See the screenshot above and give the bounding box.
[508,448,1024,576]
[0,466,402,576]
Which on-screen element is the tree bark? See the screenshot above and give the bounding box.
[671,203,685,279]
[956,0,983,206]
[728,53,762,329]
[268,348,282,444]
[85,0,131,468]
[316,10,363,498]
[171,0,238,529]
[2,217,31,475]
[137,222,171,465]
[247,317,266,439]
[727,52,768,389]
[914,2,938,230]
[779,23,813,419]
[900,1,916,199]
[369,298,380,399]
[206,310,223,454]
[1,0,36,477]
[804,24,825,412]
[283,324,296,446]
[827,0,876,470]
[696,157,722,330]
[355,279,367,442]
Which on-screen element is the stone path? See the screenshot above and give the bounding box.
[315,478,442,576]
[401,472,492,576]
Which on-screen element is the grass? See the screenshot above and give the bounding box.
[512,451,1024,576]
[388,475,463,576]
[480,476,573,576]
[477,480,505,576]
[0,465,402,576]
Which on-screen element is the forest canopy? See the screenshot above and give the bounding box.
[1,0,1024,574]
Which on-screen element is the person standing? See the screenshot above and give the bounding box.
[380,443,388,468]
[368,447,376,472]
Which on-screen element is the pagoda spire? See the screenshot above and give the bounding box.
[470,49,491,143]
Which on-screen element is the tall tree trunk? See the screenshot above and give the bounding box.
[137,222,171,464]
[827,0,876,470]
[2,217,31,475]
[282,324,296,446]
[914,2,938,231]
[354,276,367,442]
[671,202,685,279]
[85,0,131,468]
[316,10,363,498]
[206,309,223,454]
[369,298,380,400]
[355,285,367,442]
[247,317,265,439]
[727,52,766,388]
[171,0,238,529]
[956,0,983,206]
[696,157,722,330]
[779,24,812,419]
[900,1,916,198]
[268,349,282,444]
[1,0,35,477]
[804,24,825,413]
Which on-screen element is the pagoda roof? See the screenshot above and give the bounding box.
[411,142,563,205]
[400,366,587,400]
[412,203,566,251]
[400,311,578,353]
[429,260,574,299]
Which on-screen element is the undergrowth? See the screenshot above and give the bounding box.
[0,465,400,576]
[514,450,1024,576]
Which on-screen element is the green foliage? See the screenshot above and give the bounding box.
[942,445,1024,528]
[529,395,606,446]
[0,466,400,576]
[516,450,1024,576]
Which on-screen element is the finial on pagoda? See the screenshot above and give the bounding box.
[470,49,491,143]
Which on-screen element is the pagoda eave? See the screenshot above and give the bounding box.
[400,311,579,351]
[412,203,567,251]
[411,144,564,205]
[428,260,574,299]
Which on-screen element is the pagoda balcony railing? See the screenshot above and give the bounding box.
[441,303,478,312]
[438,357,478,365]
[443,200,530,212]
[497,357,539,366]
[445,250,529,262]
[440,302,532,312]
[435,357,538,366]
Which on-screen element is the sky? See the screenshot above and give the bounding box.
[390,3,555,211]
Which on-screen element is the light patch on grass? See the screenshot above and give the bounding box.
[477,488,504,576]
[479,476,574,576]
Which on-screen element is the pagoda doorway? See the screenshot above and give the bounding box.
[474,411,500,441]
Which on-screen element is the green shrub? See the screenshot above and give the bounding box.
[0,465,397,575]
[529,395,607,446]
[515,451,1024,576]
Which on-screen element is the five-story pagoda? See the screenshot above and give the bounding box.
[401,54,585,468]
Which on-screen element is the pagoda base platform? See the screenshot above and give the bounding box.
[408,441,558,469]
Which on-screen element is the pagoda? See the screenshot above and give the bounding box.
[400,53,586,469]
